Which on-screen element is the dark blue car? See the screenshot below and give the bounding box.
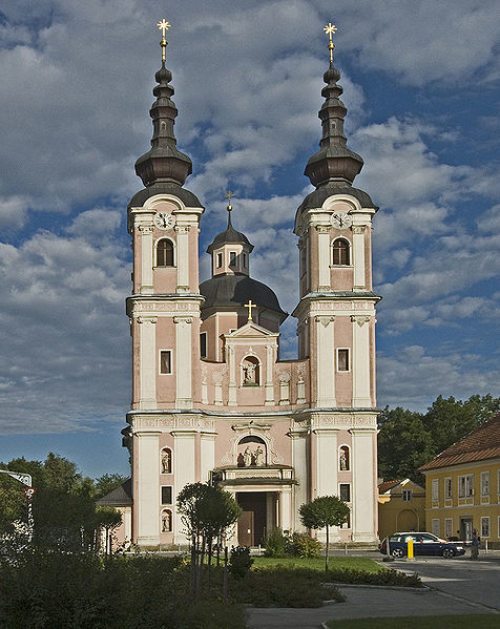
[379,531,466,559]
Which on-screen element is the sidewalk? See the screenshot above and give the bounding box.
[246,584,499,628]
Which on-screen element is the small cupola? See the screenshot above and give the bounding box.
[206,193,254,277]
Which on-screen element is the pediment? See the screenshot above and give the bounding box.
[224,321,278,339]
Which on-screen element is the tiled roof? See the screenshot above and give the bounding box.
[96,478,132,506]
[419,414,500,472]
[378,480,401,493]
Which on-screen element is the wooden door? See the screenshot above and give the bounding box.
[238,510,254,546]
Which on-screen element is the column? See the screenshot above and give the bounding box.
[200,432,216,484]
[265,344,275,405]
[279,488,292,533]
[138,316,157,410]
[352,226,366,290]
[290,429,308,530]
[351,315,372,407]
[317,226,331,291]
[175,225,190,292]
[174,316,192,409]
[228,346,237,406]
[172,430,197,544]
[350,427,377,542]
[315,315,336,407]
[138,225,153,294]
[136,431,161,545]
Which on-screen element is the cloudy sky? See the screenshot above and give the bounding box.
[0,0,498,478]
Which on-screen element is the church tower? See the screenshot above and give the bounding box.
[293,23,379,540]
[123,21,379,548]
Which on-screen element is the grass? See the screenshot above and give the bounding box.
[325,615,500,628]
[253,555,385,574]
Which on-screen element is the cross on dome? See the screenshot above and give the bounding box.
[244,300,256,322]
[157,18,171,63]
[324,21,337,65]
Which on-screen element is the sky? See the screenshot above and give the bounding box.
[0,0,499,479]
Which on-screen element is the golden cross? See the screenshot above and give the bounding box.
[225,190,233,212]
[157,18,171,64]
[324,21,337,65]
[244,300,256,322]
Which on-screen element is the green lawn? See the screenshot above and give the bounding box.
[325,616,499,629]
[253,555,385,574]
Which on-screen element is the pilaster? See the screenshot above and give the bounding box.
[138,316,157,409]
[314,315,336,407]
[174,316,193,408]
[351,315,372,407]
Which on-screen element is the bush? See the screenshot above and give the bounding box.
[264,527,288,557]
[286,532,322,558]
[326,567,422,587]
[229,545,253,578]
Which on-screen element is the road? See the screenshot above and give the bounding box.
[392,552,500,612]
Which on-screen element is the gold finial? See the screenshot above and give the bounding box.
[324,21,337,65]
[244,300,256,322]
[225,190,233,212]
[157,18,171,64]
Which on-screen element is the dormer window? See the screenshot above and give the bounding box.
[332,238,350,265]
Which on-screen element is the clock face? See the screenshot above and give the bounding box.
[331,211,353,230]
[154,212,176,231]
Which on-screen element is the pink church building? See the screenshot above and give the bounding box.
[118,27,380,548]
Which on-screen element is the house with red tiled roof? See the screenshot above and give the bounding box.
[419,414,500,546]
[377,479,425,540]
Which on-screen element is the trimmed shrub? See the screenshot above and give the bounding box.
[286,532,322,558]
[229,545,253,578]
[264,527,288,557]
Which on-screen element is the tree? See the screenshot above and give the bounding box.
[299,496,350,571]
[377,406,435,483]
[94,473,128,499]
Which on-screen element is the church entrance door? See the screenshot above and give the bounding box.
[236,492,267,547]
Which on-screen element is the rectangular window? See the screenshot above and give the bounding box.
[481,472,490,497]
[432,519,440,537]
[229,251,237,267]
[458,474,473,498]
[445,518,453,539]
[445,478,452,500]
[216,252,223,268]
[402,490,412,502]
[200,332,207,359]
[337,349,350,372]
[481,516,490,538]
[161,486,172,505]
[160,350,172,375]
[339,483,351,502]
[242,253,247,268]
[432,478,439,501]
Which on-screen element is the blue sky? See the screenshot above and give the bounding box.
[0,0,498,479]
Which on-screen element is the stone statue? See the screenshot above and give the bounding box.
[254,446,264,467]
[244,361,256,384]
[339,450,348,471]
[243,446,252,467]
[161,450,171,474]
[162,511,171,532]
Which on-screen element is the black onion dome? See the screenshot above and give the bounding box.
[200,274,287,321]
[304,61,363,188]
[135,61,193,187]
[207,221,254,253]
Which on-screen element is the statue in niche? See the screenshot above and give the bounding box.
[243,361,256,384]
[339,448,348,471]
[254,446,264,467]
[243,446,252,467]
[161,450,171,474]
[162,511,171,532]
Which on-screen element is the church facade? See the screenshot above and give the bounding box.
[122,26,381,547]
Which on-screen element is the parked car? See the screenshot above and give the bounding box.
[379,532,466,559]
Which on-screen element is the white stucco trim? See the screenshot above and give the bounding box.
[138,316,157,409]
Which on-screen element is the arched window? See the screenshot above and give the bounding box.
[161,509,172,532]
[332,238,350,265]
[339,446,350,471]
[157,239,174,267]
[161,448,172,474]
[242,356,260,386]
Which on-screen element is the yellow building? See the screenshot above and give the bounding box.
[377,479,425,541]
[419,414,500,547]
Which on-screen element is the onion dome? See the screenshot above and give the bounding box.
[304,57,363,187]
[207,210,254,254]
[135,60,193,187]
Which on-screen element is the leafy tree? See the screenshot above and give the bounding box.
[94,473,128,499]
[377,406,435,483]
[0,473,26,534]
[299,496,350,571]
